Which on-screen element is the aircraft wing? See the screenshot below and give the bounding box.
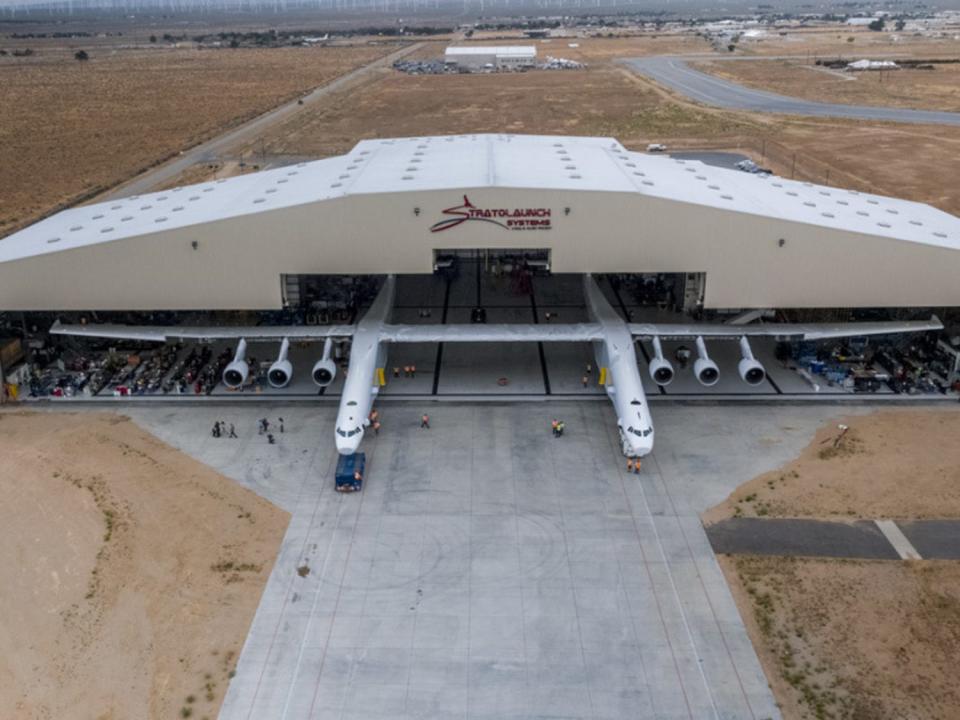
[628,316,943,341]
[380,323,605,343]
[49,320,356,343]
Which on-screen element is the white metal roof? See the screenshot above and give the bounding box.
[444,45,537,57]
[1,133,958,264]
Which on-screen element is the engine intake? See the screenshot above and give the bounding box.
[648,336,675,386]
[222,339,249,389]
[268,338,293,388]
[312,338,336,387]
[738,336,766,386]
[694,336,720,387]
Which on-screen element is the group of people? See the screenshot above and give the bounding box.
[393,365,418,378]
[210,420,237,439]
[581,362,594,388]
[550,418,566,437]
[258,417,284,444]
[626,457,642,474]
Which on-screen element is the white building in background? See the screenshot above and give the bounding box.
[444,45,536,70]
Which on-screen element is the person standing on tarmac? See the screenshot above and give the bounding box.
[420,413,430,429]
[551,419,559,437]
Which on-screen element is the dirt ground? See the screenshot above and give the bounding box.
[695,58,960,113]
[704,409,960,522]
[0,42,394,234]
[0,411,289,720]
[226,33,960,216]
[706,408,960,719]
[721,555,960,720]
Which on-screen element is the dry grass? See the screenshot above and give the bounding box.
[704,410,960,522]
[0,43,395,234]
[722,555,960,720]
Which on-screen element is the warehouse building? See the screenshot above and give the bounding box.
[0,133,958,312]
[444,45,537,70]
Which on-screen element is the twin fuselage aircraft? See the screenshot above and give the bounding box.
[52,275,941,460]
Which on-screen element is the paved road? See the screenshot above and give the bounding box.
[707,517,960,559]
[626,56,960,127]
[101,43,422,201]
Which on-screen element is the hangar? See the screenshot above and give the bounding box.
[0,134,958,312]
[0,134,957,456]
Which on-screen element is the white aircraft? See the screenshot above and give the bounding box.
[51,275,941,459]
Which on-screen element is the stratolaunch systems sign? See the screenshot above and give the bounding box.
[430,195,552,233]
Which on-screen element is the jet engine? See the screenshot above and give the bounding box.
[737,336,766,386]
[312,338,336,387]
[267,338,293,388]
[693,336,720,387]
[647,336,675,386]
[222,338,249,389]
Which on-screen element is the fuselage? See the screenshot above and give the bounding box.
[583,276,655,457]
[334,277,395,454]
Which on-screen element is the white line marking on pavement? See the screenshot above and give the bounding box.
[875,520,922,560]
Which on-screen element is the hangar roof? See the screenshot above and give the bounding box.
[444,46,537,57]
[2,133,959,264]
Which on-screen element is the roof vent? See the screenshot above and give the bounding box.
[721,194,733,200]
[69,225,82,232]
[909,220,922,226]
[857,211,869,216]
[140,205,152,210]
[933,232,948,238]
[405,168,417,173]
[121,216,133,222]
[287,171,298,176]
[340,174,351,179]
[642,180,654,186]
[331,183,342,188]
[100,227,114,233]
[348,165,359,170]
[822,212,835,218]
[772,183,783,187]
[626,163,636,168]
[886,209,899,215]
[837,200,849,206]
[804,202,816,207]
[253,198,265,204]
[173,206,184,212]
[867,199,879,205]
[633,171,645,177]
[685,168,696,173]
[787,191,798,197]
[560,156,571,162]
[402,176,414,180]
[278,179,288,184]
[569,174,581,179]
[565,165,576,170]
[414,152,424,156]
[92,214,104,220]
[158,195,169,200]
[155,217,167,223]
[696,175,706,180]
[47,237,61,244]
[819,191,830,196]
[265,188,277,194]
[110,205,122,210]
[708,184,720,190]
[202,188,213,193]
[189,196,200,201]
[878,222,891,228]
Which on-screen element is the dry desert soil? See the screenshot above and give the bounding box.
[0,411,289,720]
[706,409,960,720]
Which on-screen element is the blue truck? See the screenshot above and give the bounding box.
[335,452,365,492]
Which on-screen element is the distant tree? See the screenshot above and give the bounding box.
[868,18,886,32]
[894,18,905,31]
[847,36,855,42]
[229,39,239,49]
[149,34,157,43]
[74,49,89,61]
[727,43,736,52]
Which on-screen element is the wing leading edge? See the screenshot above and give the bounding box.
[629,316,942,341]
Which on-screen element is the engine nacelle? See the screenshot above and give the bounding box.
[648,336,675,386]
[694,336,720,387]
[222,338,249,389]
[268,338,293,388]
[738,336,766,386]
[312,358,336,387]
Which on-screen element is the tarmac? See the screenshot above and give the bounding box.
[120,401,890,720]
[625,56,960,127]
